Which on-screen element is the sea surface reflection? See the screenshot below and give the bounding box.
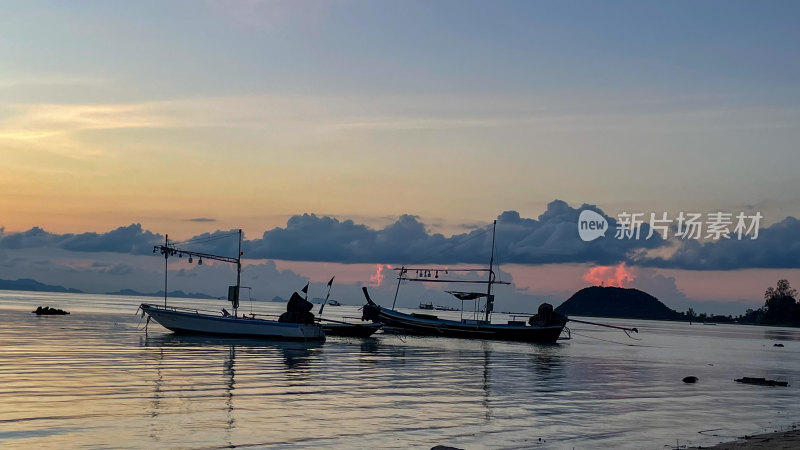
[0,291,799,449]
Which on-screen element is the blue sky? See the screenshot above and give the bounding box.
[6,1,799,96]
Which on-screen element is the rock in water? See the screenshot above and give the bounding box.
[32,306,70,315]
[682,376,699,383]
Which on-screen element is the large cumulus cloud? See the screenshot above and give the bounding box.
[0,224,160,255]
[241,200,666,264]
[642,216,800,270]
[243,213,448,262]
[2,200,798,269]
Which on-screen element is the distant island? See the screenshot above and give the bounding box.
[0,277,217,299]
[0,277,296,302]
[556,286,685,321]
[106,288,217,299]
[0,278,83,294]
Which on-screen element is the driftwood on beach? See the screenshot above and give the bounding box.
[734,377,788,387]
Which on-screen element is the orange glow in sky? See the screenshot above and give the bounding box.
[582,263,635,288]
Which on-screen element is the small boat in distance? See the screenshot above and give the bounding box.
[326,300,342,307]
[361,221,568,343]
[433,305,459,311]
[140,230,325,341]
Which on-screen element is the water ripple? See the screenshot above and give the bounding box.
[1,292,800,448]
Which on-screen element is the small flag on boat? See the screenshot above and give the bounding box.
[301,282,309,294]
[327,276,335,287]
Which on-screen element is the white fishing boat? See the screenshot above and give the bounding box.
[139,303,325,340]
[140,230,325,341]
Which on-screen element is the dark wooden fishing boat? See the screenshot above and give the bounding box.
[360,221,568,344]
[320,319,382,337]
[315,277,382,337]
[362,288,565,343]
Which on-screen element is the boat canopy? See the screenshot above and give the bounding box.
[445,291,488,301]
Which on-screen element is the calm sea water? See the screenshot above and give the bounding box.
[1,291,799,449]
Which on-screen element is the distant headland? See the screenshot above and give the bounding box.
[0,277,215,299]
[556,286,685,321]
[106,288,217,299]
[0,278,83,294]
[556,279,800,327]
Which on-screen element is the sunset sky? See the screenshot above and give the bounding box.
[2,1,799,314]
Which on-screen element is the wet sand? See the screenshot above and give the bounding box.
[694,428,800,449]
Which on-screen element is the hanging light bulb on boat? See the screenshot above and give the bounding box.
[188,256,193,263]
[198,258,203,265]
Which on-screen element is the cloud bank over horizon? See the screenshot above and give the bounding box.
[3,197,796,316]
[2,200,799,270]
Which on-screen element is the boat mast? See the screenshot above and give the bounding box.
[164,234,169,308]
[485,220,496,322]
[391,265,405,310]
[235,229,242,317]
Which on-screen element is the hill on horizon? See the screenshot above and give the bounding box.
[106,288,217,299]
[0,277,218,299]
[555,286,685,321]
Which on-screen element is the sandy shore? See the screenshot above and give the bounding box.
[693,428,800,449]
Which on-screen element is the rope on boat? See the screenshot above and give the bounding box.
[403,226,493,267]
[137,315,151,334]
[172,230,240,246]
[567,318,640,339]
[135,306,147,331]
[569,330,644,346]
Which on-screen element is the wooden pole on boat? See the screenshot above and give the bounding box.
[164,234,169,308]
[568,318,639,334]
[235,229,242,317]
[391,265,405,310]
[318,276,334,316]
[485,221,496,323]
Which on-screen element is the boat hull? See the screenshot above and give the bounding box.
[366,305,564,343]
[141,304,325,341]
[321,322,382,338]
